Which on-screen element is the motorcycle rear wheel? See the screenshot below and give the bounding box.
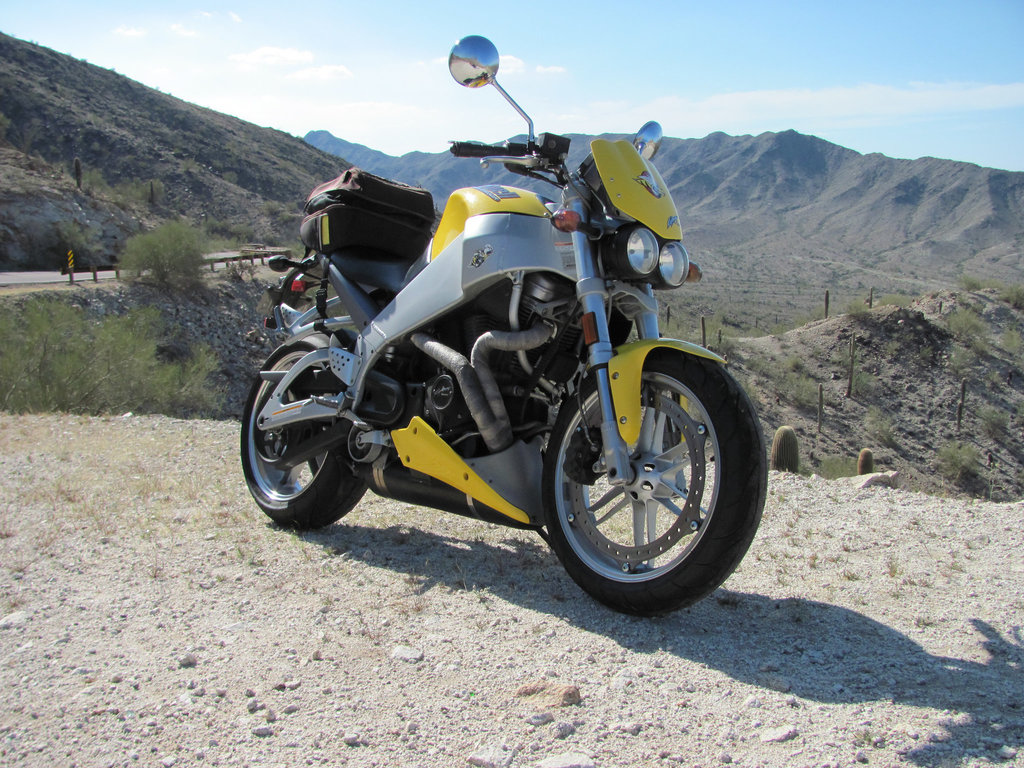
[240,339,366,529]
[542,352,766,616]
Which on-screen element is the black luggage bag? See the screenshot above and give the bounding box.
[300,168,435,259]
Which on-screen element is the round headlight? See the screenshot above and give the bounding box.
[607,226,659,279]
[654,241,689,288]
[626,228,659,275]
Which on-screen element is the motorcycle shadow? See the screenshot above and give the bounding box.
[299,520,1022,767]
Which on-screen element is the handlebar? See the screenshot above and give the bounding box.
[450,141,508,158]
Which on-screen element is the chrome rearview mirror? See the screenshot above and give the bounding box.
[449,35,499,88]
[449,35,535,144]
[633,121,664,160]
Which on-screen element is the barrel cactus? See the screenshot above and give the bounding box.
[858,448,874,475]
[770,426,800,473]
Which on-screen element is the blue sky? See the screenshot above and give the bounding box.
[3,1,1023,170]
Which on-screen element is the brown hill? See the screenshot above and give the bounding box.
[727,287,1024,501]
[0,32,347,268]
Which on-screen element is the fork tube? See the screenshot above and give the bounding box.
[568,199,635,486]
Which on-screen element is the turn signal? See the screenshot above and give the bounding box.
[686,261,703,284]
[552,208,582,232]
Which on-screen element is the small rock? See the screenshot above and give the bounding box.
[997,745,1017,760]
[719,753,733,764]
[855,748,869,763]
[551,721,576,739]
[615,721,642,736]
[514,681,581,708]
[527,711,554,726]
[252,725,273,737]
[0,611,29,629]
[283,704,299,715]
[390,645,424,663]
[342,732,363,747]
[760,725,798,743]
[468,743,515,768]
[177,653,198,669]
[535,753,595,768]
[743,695,762,708]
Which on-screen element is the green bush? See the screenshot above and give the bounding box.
[945,308,987,351]
[978,406,1008,439]
[998,283,1024,310]
[818,455,858,479]
[865,406,898,448]
[936,441,981,483]
[120,221,205,290]
[0,298,220,417]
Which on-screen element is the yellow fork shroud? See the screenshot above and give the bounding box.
[388,340,722,524]
[608,339,725,446]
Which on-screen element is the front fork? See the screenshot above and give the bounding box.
[568,201,659,487]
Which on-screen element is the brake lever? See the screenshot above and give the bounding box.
[481,155,542,170]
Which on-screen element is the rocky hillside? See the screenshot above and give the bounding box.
[0,32,348,269]
[728,288,1024,501]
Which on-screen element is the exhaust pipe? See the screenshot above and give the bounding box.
[410,324,552,453]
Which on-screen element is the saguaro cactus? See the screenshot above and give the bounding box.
[770,426,800,473]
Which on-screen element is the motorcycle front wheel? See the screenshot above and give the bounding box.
[240,338,366,529]
[542,352,766,616]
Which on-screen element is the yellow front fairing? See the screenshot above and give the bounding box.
[591,139,682,240]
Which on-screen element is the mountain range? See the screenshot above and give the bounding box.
[1,30,1022,327]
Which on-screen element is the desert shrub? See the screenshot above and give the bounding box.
[0,298,219,417]
[120,221,205,290]
[865,406,898,448]
[948,346,977,378]
[936,441,981,483]
[1001,329,1022,355]
[998,283,1024,310]
[877,294,914,308]
[978,406,1008,439]
[958,274,985,291]
[945,308,987,351]
[818,455,857,479]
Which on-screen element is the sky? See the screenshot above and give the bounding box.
[3,1,1024,171]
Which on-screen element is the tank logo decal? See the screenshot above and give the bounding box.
[478,185,521,201]
[633,170,664,199]
[470,244,494,268]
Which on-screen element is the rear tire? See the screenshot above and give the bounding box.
[240,338,366,529]
[542,352,766,615]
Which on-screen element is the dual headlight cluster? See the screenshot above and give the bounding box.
[604,225,690,289]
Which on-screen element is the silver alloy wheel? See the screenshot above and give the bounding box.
[245,348,328,504]
[553,372,721,582]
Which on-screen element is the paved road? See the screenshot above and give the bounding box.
[0,252,266,287]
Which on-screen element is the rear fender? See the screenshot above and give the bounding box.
[607,339,725,446]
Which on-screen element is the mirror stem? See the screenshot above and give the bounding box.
[490,80,535,144]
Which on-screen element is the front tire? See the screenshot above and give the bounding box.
[240,338,366,529]
[542,352,766,615]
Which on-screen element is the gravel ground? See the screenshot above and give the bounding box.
[0,414,1021,768]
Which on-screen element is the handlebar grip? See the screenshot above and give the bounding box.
[449,142,504,158]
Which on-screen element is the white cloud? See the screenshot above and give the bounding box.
[229,12,242,23]
[113,25,146,38]
[591,81,1024,141]
[286,65,354,82]
[170,23,198,38]
[499,55,525,75]
[229,46,315,70]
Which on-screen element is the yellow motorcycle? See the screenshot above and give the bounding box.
[241,36,767,615]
